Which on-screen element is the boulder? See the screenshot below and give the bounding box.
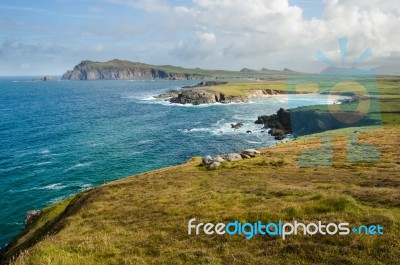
[209,161,221,169]
[170,89,219,105]
[223,153,242,162]
[213,155,225,163]
[202,155,213,165]
[240,154,251,159]
[43,75,52,81]
[25,210,41,226]
[241,149,260,157]
[231,122,243,129]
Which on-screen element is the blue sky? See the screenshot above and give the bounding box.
[0,0,398,75]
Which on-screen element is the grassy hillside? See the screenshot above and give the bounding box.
[2,77,399,265]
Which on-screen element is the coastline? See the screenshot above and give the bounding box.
[156,80,348,105]
[2,75,398,264]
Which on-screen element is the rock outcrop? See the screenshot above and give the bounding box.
[25,210,41,226]
[163,82,286,105]
[61,60,205,80]
[256,106,379,140]
[43,76,52,81]
[201,149,261,169]
[255,108,292,140]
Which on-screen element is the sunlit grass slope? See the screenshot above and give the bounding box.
[2,124,399,264]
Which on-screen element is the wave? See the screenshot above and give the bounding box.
[34,161,53,166]
[39,149,51,155]
[130,151,145,155]
[154,101,254,108]
[64,162,93,172]
[140,96,158,101]
[179,120,268,137]
[48,195,69,204]
[9,183,67,193]
[137,139,153,144]
[247,141,263,144]
[39,183,67,190]
[1,222,23,226]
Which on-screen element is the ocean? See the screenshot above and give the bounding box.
[0,77,334,248]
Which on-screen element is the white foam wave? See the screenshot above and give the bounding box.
[141,96,157,101]
[39,149,51,155]
[49,195,69,204]
[64,162,93,172]
[140,99,254,107]
[248,141,263,144]
[131,151,145,155]
[40,183,67,190]
[137,139,153,144]
[80,183,93,191]
[35,161,53,166]
[10,183,67,193]
[180,120,268,137]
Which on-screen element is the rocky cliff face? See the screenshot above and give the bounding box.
[256,106,378,140]
[61,60,205,80]
[159,82,287,105]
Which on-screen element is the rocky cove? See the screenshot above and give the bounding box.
[157,82,377,141]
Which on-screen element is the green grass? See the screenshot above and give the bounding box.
[2,76,400,265]
[206,81,288,96]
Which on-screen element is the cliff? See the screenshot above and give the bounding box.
[61,60,206,80]
[157,81,288,105]
[255,106,379,140]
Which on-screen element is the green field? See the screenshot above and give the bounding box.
[2,77,399,265]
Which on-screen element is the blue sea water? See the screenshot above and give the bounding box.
[0,77,334,248]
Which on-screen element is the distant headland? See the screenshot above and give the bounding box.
[61,59,303,80]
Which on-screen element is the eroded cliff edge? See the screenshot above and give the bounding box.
[156,81,288,105]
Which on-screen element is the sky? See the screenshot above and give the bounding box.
[0,0,399,75]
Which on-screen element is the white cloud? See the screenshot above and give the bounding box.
[2,0,399,74]
[165,0,400,72]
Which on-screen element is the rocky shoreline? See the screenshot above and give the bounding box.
[255,97,378,140]
[255,108,292,140]
[156,81,287,105]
